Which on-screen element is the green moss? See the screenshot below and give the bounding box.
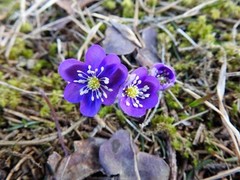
[9,38,25,59]
[22,49,33,58]
[49,90,62,106]
[152,115,177,137]
[102,0,116,10]
[227,81,240,93]
[165,93,181,109]
[146,0,157,7]
[20,22,33,33]
[86,18,94,28]
[62,102,75,113]
[157,33,172,49]
[49,43,57,56]
[174,61,197,71]
[187,15,215,44]
[181,0,197,7]
[99,23,107,33]
[116,109,125,124]
[231,103,239,116]
[40,105,50,117]
[0,87,21,108]
[210,8,220,19]
[122,0,134,18]
[99,106,114,118]
[32,59,52,73]
[9,38,34,59]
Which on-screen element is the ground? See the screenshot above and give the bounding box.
[0,0,240,179]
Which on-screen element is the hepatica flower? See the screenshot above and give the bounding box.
[59,45,128,117]
[118,67,160,117]
[151,63,176,91]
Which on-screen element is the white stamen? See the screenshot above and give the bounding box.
[74,79,87,83]
[123,75,152,108]
[103,91,107,98]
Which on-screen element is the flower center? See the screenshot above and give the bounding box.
[159,76,168,84]
[88,77,100,90]
[122,75,150,108]
[125,86,139,98]
[157,70,170,84]
[74,65,113,102]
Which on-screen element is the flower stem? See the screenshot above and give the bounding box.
[140,91,162,129]
[40,89,69,157]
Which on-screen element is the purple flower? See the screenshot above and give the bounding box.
[118,67,160,117]
[150,63,176,91]
[58,44,128,117]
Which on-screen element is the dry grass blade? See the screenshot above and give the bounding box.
[111,20,142,48]
[178,80,240,159]
[0,118,86,146]
[216,48,240,158]
[77,21,102,60]
[159,0,218,25]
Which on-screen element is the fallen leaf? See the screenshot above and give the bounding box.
[99,130,170,180]
[135,27,160,67]
[102,21,141,55]
[47,138,105,180]
[99,130,140,179]
[137,152,170,180]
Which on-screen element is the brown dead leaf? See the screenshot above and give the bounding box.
[47,138,105,180]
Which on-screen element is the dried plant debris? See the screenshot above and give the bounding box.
[99,130,170,180]
[102,21,140,55]
[47,130,169,180]
[103,24,160,67]
[135,27,160,67]
[47,138,105,180]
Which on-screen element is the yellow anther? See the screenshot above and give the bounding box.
[125,86,139,98]
[88,77,100,90]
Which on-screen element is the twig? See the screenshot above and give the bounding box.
[202,166,240,180]
[226,71,240,77]
[0,117,86,146]
[167,137,177,180]
[0,80,62,97]
[6,151,35,180]
[40,90,69,157]
[193,123,205,145]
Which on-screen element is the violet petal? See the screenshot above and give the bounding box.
[119,97,147,117]
[64,83,84,103]
[80,94,102,117]
[58,59,86,82]
[85,44,106,69]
